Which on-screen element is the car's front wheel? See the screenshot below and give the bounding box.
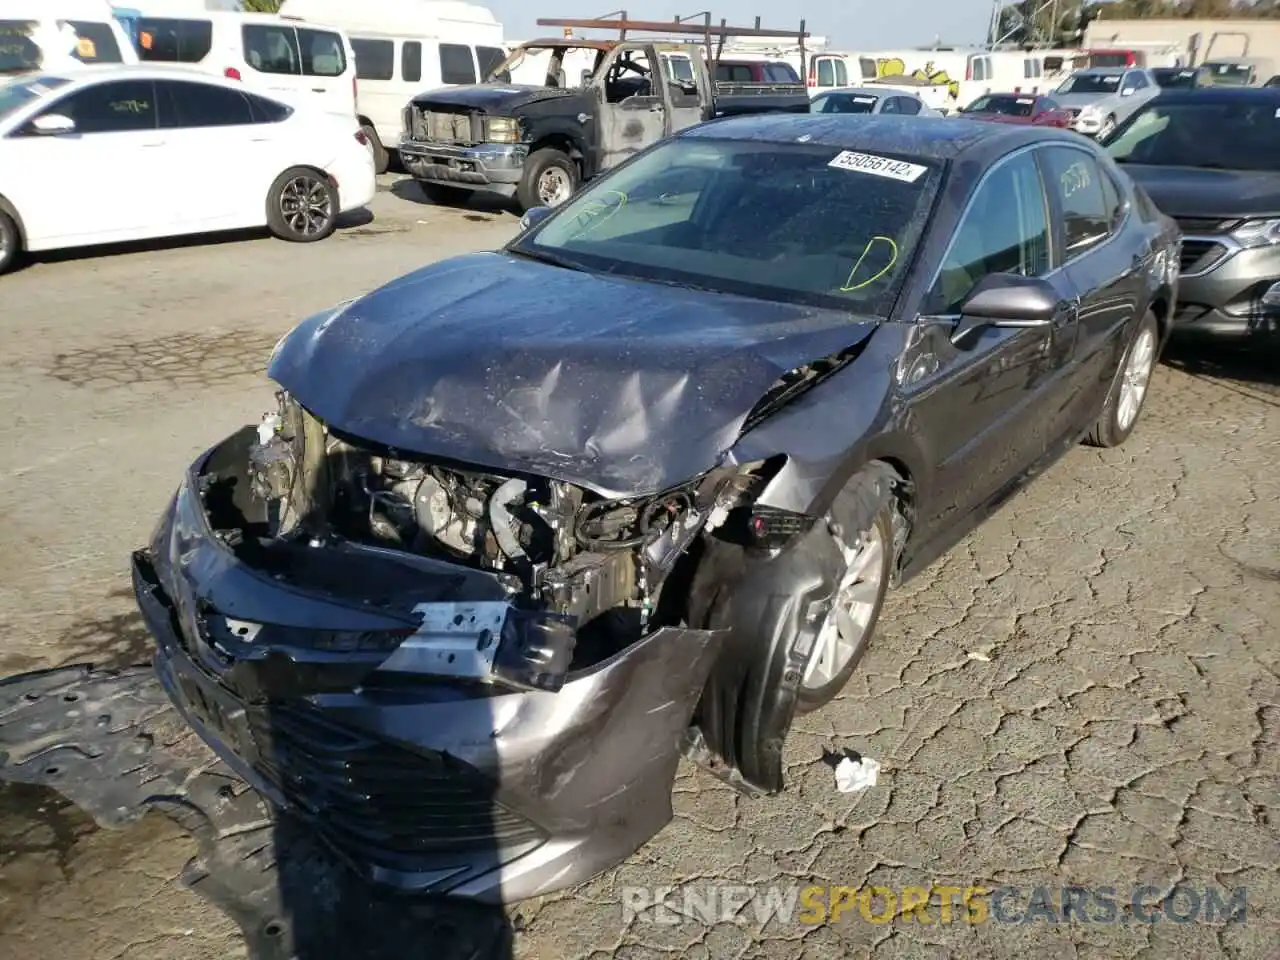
[266,167,338,243]
[1085,309,1159,448]
[517,148,577,212]
[0,209,19,275]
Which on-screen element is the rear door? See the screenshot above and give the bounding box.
[296,25,353,115]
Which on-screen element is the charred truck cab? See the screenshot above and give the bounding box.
[398,12,812,211]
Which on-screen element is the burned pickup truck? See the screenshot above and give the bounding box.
[399,13,812,211]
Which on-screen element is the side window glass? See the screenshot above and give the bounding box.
[930,151,1052,314]
[299,28,345,77]
[880,96,899,114]
[137,18,213,62]
[834,59,848,86]
[243,24,300,75]
[244,92,292,123]
[438,42,476,84]
[0,20,42,73]
[1043,147,1112,257]
[42,79,157,134]
[476,45,506,81]
[898,96,921,115]
[402,41,422,82]
[62,21,123,63]
[1099,168,1126,231]
[156,79,253,128]
[604,49,653,103]
[817,58,834,87]
[351,38,393,81]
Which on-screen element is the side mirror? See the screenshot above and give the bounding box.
[951,273,1058,347]
[519,205,554,232]
[30,113,75,136]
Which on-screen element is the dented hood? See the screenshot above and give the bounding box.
[267,253,880,496]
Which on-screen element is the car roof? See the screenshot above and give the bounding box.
[682,113,1082,161]
[1150,86,1280,106]
[815,87,914,99]
[8,65,251,87]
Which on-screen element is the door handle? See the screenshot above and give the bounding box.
[140,139,165,147]
[311,87,326,93]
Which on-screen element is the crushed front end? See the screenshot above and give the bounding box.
[132,392,760,900]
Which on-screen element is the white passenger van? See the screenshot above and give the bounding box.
[843,48,1054,111]
[1,0,138,74]
[125,7,357,120]
[276,0,505,172]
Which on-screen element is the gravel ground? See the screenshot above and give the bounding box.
[0,174,1276,960]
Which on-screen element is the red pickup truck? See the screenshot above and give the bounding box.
[713,59,802,84]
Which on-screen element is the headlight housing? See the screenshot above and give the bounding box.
[1077,104,1102,119]
[485,115,520,143]
[1229,218,1280,249]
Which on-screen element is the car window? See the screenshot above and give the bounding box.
[137,18,213,63]
[0,74,70,122]
[439,43,476,84]
[717,63,754,83]
[1125,71,1148,90]
[929,150,1052,314]
[1099,166,1126,231]
[1040,98,1058,111]
[351,37,393,81]
[1106,99,1280,172]
[764,62,798,82]
[299,28,345,77]
[517,136,941,313]
[63,21,123,64]
[1042,146,1113,257]
[834,59,848,86]
[40,78,157,133]
[897,96,921,115]
[880,96,899,114]
[402,41,422,82]
[817,57,834,87]
[156,79,254,127]
[243,24,300,75]
[477,45,506,81]
[0,20,42,73]
[816,93,876,114]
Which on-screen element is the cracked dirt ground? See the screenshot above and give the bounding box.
[0,177,1277,959]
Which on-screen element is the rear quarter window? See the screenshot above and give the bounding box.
[438,43,476,84]
[63,20,124,64]
[0,20,41,73]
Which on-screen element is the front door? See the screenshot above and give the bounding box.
[5,78,169,247]
[657,48,706,133]
[595,43,666,171]
[904,146,1079,539]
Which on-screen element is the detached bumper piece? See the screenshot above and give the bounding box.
[0,665,512,960]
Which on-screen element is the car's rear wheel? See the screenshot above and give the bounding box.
[0,209,19,275]
[1085,309,1159,448]
[266,167,338,243]
[361,123,388,174]
[517,148,577,212]
[417,182,474,205]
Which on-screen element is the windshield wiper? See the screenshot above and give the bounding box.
[507,246,588,272]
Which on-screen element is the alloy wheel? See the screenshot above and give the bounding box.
[538,167,572,207]
[1116,327,1156,431]
[279,176,333,236]
[803,525,887,691]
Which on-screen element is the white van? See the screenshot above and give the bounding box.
[1,0,138,74]
[128,10,356,119]
[276,0,504,172]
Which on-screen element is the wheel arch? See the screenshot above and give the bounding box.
[0,193,27,251]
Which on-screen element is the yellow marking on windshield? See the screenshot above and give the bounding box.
[565,190,627,239]
[840,236,898,292]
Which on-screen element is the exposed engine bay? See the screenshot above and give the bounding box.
[236,392,762,681]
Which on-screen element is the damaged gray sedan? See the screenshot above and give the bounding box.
[132,113,1178,902]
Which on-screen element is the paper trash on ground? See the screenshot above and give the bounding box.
[834,755,881,793]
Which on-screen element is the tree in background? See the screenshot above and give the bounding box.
[995,0,1280,41]
[240,0,281,11]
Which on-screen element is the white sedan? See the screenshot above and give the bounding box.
[809,86,943,118]
[0,67,376,274]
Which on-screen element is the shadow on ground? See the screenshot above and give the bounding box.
[389,179,516,221]
[1162,338,1280,393]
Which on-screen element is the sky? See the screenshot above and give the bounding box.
[485,0,1000,49]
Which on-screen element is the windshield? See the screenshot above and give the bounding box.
[1057,73,1121,95]
[1105,99,1280,172]
[0,72,69,120]
[813,92,878,114]
[510,136,940,313]
[966,95,1035,117]
[1154,68,1199,88]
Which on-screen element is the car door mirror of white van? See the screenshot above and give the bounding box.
[30,113,76,136]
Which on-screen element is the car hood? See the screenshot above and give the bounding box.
[267,253,881,497]
[1054,91,1117,111]
[409,83,578,112]
[1122,165,1280,219]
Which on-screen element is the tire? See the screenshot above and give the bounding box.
[362,123,388,175]
[266,167,338,243]
[417,182,474,205]
[1085,309,1159,448]
[0,209,19,276]
[517,148,577,212]
[795,472,895,712]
